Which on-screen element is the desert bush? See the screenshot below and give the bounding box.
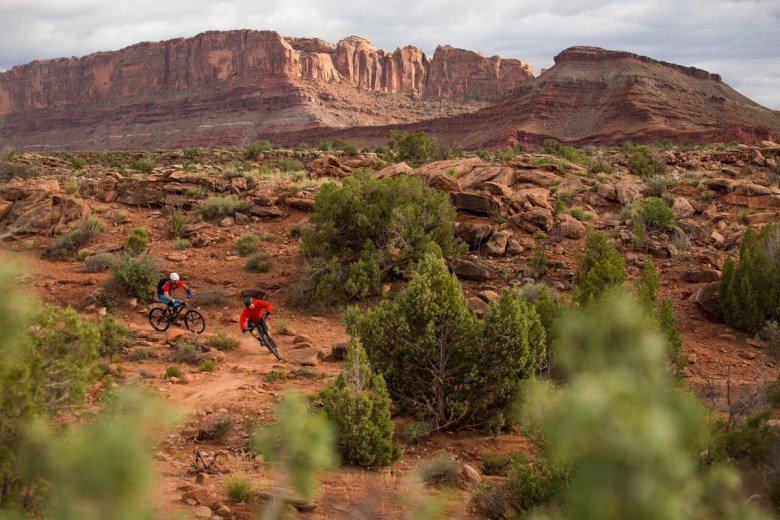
[503,454,569,515]
[131,159,156,174]
[97,315,132,359]
[530,246,550,280]
[574,228,626,306]
[170,206,186,238]
[302,171,463,305]
[403,421,432,445]
[522,293,771,520]
[235,233,260,255]
[264,369,286,382]
[346,254,545,431]
[195,290,227,307]
[123,227,148,256]
[196,415,233,441]
[44,217,104,260]
[83,252,117,272]
[109,255,159,302]
[245,252,272,272]
[387,130,462,166]
[174,239,190,250]
[252,394,336,502]
[643,175,675,197]
[197,195,249,221]
[320,343,401,467]
[0,298,100,507]
[0,160,39,181]
[720,223,780,334]
[165,365,182,378]
[207,332,238,351]
[129,348,152,361]
[243,140,272,159]
[417,452,460,485]
[277,158,304,172]
[226,477,253,502]
[628,147,666,177]
[175,343,198,364]
[634,197,675,231]
[200,359,216,372]
[568,207,594,222]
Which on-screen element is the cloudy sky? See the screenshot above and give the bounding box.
[1,0,778,109]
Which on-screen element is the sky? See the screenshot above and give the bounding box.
[1,0,778,110]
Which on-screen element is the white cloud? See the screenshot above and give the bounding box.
[0,0,778,109]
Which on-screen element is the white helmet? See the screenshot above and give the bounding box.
[169,272,180,281]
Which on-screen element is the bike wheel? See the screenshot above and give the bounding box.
[184,309,206,334]
[261,330,281,360]
[148,307,170,332]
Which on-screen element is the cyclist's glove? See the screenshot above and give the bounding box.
[241,328,247,333]
[187,291,193,298]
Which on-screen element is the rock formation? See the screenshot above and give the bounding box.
[0,30,534,150]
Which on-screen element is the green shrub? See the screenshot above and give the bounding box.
[235,233,260,256]
[387,130,462,166]
[480,451,519,477]
[44,217,104,259]
[245,252,272,272]
[329,137,359,156]
[346,254,545,431]
[131,159,156,174]
[129,348,152,361]
[226,477,253,502]
[276,319,289,335]
[643,176,675,197]
[634,197,675,231]
[628,147,666,177]
[197,195,249,221]
[720,223,780,333]
[320,343,401,467]
[0,160,39,181]
[123,227,148,256]
[197,415,233,441]
[174,239,190,250]
[165,365,182,378]
[568,207,594,222]
[170,206,186,238]
[175,343,198,364]
[522,293,770,520]
[504,455,569,514]
[403,421,431,444]
[766,379,780,407]
[417,452,460,485]
[301,171,463,305]
[200,359,216,372]
[243,140,272,159]
[207,332,238,351]
[97,315,132,359]
[109,255,159,303]
[574,228,626,306]
[265,369,286,382]
[277,158,304,172]
[83,252,117,272]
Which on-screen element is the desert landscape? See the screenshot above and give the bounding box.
[1,20,780,520]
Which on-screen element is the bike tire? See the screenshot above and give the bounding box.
[261,330,281,360]
[184,309,206,334]
[148,307,170,332]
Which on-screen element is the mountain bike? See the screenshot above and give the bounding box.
[246,312,281,360]
[148,298,206,334]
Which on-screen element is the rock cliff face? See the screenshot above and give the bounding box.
[0,30,534,150]
[302,46,780,149]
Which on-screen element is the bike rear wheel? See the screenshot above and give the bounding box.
[148,307,170,332]
[184,309,206,334]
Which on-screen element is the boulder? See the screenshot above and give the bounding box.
[449,257,498,281]
[689,282,722,321]
[484,230,510,256]
[671,197,695,218]
[454,222,495,249]
[451,192,502,215]
[614,179,645,206]
[426,172,461,193]
[553,213,586,240]
[458,165,513,190]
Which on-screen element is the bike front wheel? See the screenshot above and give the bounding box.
[148,307,170,332]
[260,330,281,360]
[184,309,206,334]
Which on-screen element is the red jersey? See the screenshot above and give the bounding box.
[163,280,184,295]
[240,299,273,329]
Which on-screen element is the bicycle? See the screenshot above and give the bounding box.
[246,312,281,360]
[148,298,206,334]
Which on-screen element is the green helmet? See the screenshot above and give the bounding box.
[244,297,253,307]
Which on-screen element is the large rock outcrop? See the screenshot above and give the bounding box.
[0,30,534,150]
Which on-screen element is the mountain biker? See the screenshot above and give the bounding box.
[157,272,193,309]
[240,296,273,335]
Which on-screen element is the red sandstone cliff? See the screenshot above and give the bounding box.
[0,30,534,150]
[296,46,780,149]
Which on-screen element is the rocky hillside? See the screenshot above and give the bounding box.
[275,46,780,149]
[2,141,780,517]
[0,30,533,151]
